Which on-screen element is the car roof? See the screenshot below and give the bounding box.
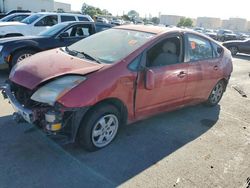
[115,25,181,35]
[57,21,94,25]
[35,12,90,17]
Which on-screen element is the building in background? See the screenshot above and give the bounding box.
[54,1,71,12]
[196,17,221,29]
[160,15,183,26]
[222,18,247,32]
[0,0,71,13]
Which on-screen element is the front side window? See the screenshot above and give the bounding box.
[147,36,182,67]
[61,16,76,22]
[63,24,92,37]
[35,15,58,26]
[67,28,155,64]
[187,34,213,61]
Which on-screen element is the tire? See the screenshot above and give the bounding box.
[228,46,238,56]
[78,104,121,151]
[206,80,225,106]
[11,49,36,68]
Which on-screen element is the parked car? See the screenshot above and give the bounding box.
[96,17,109,24]
[0,25,233,151]
[0,12,93,38]
[222,39,250,55]
[0,13,32,22]
[217,29,237,42]
[0,21,107,68]
[111,18,123,25]
[203,29,217,40]
[0,10,31,19]
[235,32,249,40]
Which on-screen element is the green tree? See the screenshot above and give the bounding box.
[81,3,97,18]
[127,10,139,20]
[177,17,193,27]
[121,14,130,21]
[151,17,160,24]
[81,3,112,18]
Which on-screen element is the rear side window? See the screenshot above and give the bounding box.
[61,16,76,22]
[187,34,213,61]
[35,15,58,26]
[78,16,89,21]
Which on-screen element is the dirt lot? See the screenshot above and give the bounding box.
[0,55,249,188]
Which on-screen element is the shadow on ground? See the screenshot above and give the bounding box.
[0,104,220,187]
[64,104,221,186]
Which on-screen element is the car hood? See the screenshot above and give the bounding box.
[0,21,26,26]
[10,49,105,90]
[0,35,46,43]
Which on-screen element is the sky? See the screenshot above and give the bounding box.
[56,0,250,20]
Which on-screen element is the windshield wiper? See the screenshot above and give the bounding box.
[65,46,79,56]
[78,51,101,64]
[64,47,101,64]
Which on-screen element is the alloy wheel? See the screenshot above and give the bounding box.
[210,82,224,104]
[91,114,119,148]
[17,53,33,63]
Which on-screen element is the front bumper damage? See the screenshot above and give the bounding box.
[0,83,89,144]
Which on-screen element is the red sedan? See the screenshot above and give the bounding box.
[0,25,233,151]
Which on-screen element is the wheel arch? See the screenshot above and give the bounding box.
[85,97,128,126]
[9,46,41,63]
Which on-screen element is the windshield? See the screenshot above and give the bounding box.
[39,22,68,36]
[67,28,155,64]
[0,14,15,22]
[21,14,42,24]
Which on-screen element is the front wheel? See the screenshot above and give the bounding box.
[10,49,36,68]
[206,80,225,106]
[78,104,121,151]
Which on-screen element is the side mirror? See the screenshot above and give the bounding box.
[145,69,155,90]
[58,32,69,39]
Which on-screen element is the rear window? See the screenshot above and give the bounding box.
[61,16,76,22]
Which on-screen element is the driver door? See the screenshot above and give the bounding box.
[135,34,188,119]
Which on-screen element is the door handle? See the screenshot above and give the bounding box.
[213,65,218,70]
[177,71,187,78]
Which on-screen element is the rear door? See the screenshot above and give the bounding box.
[184,33,222,102]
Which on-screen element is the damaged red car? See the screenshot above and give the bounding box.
[0,25,233,151]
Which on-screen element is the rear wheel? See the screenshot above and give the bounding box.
[229,46,238,56]
[10,49,36,68]
[78,104,121,151]
[206,80,225,106]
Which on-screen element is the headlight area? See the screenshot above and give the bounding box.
[31,75,86,105]
[30,75,87,142]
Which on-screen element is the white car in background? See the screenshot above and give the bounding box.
[0,12,93,38]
